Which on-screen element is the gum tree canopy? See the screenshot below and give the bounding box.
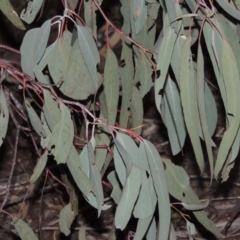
[0,0,239,239]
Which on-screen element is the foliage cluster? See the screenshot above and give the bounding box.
[0,0,240,239]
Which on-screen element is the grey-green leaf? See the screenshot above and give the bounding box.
[107,171,122,204]
[77,25,100,88]
[0,89,9,147]
[25,98,46,138]
[133,0,148,33]
[13,217,38,240]
[115,165,141,230]
[164,159,224,238]
[162,77,186,155]
[20,0,43,24]
[47,102,74,164]
[59,203,74,236]
[103,48,120,125]
[155,26,177,113]
[0,0,25,30]
[130,87,143,135]
[30,150,48,183]
[180,38,204,173]
[144,140,171,240]
[66,145,95,197]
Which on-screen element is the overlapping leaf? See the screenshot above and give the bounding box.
[77,26,100,88]
[143,140,170,240]
[180,38,204,173]
[48,31,101,100]
[133,0,148,33]
[66,145,95,197]
[161,77,186,155]
[115,165,141,230]
[47,102,74,164]
[25,98,46,138]
[164,159,224,238]
[155,26,177,113]
[214,40,240,178]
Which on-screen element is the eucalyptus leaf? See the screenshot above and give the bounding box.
[47,102,74,164]
[115,165,141,230]
[0,0,25,30]
[59,203,74,236]
[0,89,9,147]
[20,0,43,24]
[25,98,46,138]
[13,217,38,240]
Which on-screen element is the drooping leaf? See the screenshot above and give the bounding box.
[116,132,139,166]
[146,217,156,240]
[30,150,48,183]
[0,89,9,147]
[138,141,150,173]
[133,215,153,240]
[79,144,91,178]
[155,26,177,113]
[107,171,122,204]
[20,29,39,78]
[114,138,132,184]
[180,38,204,173]
[147,2,161,29]
[137,50,153,98]
[66,145,95,197]
[214,40,240,178]
[103,48,120,125]
[119,42,134,127]
[40,113,51,148]
[59,203,74,236]
[48,102,74,164]
[162,77,186,155]
[34,19,51,64]
[84,0,97,38]
[216,0,240,21]
[133,0,148,33]
[115,165,141,230]
[203,21,227,110]
[143,140,171,240]
[77,25,100,88]
[48,31,101,100]
[38,40,58,71]
[0,0,25,30]
[20,0,43,24]
[25,98,46,138]
[165,0,178,30]
[196,45,214,182]
[90,164,105,216]
[130,87,143,135]
[164,159,224,238]
[133,174,153,219]
[43,89,61,131]
[13,217,38,240]
[120,0,131,34]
